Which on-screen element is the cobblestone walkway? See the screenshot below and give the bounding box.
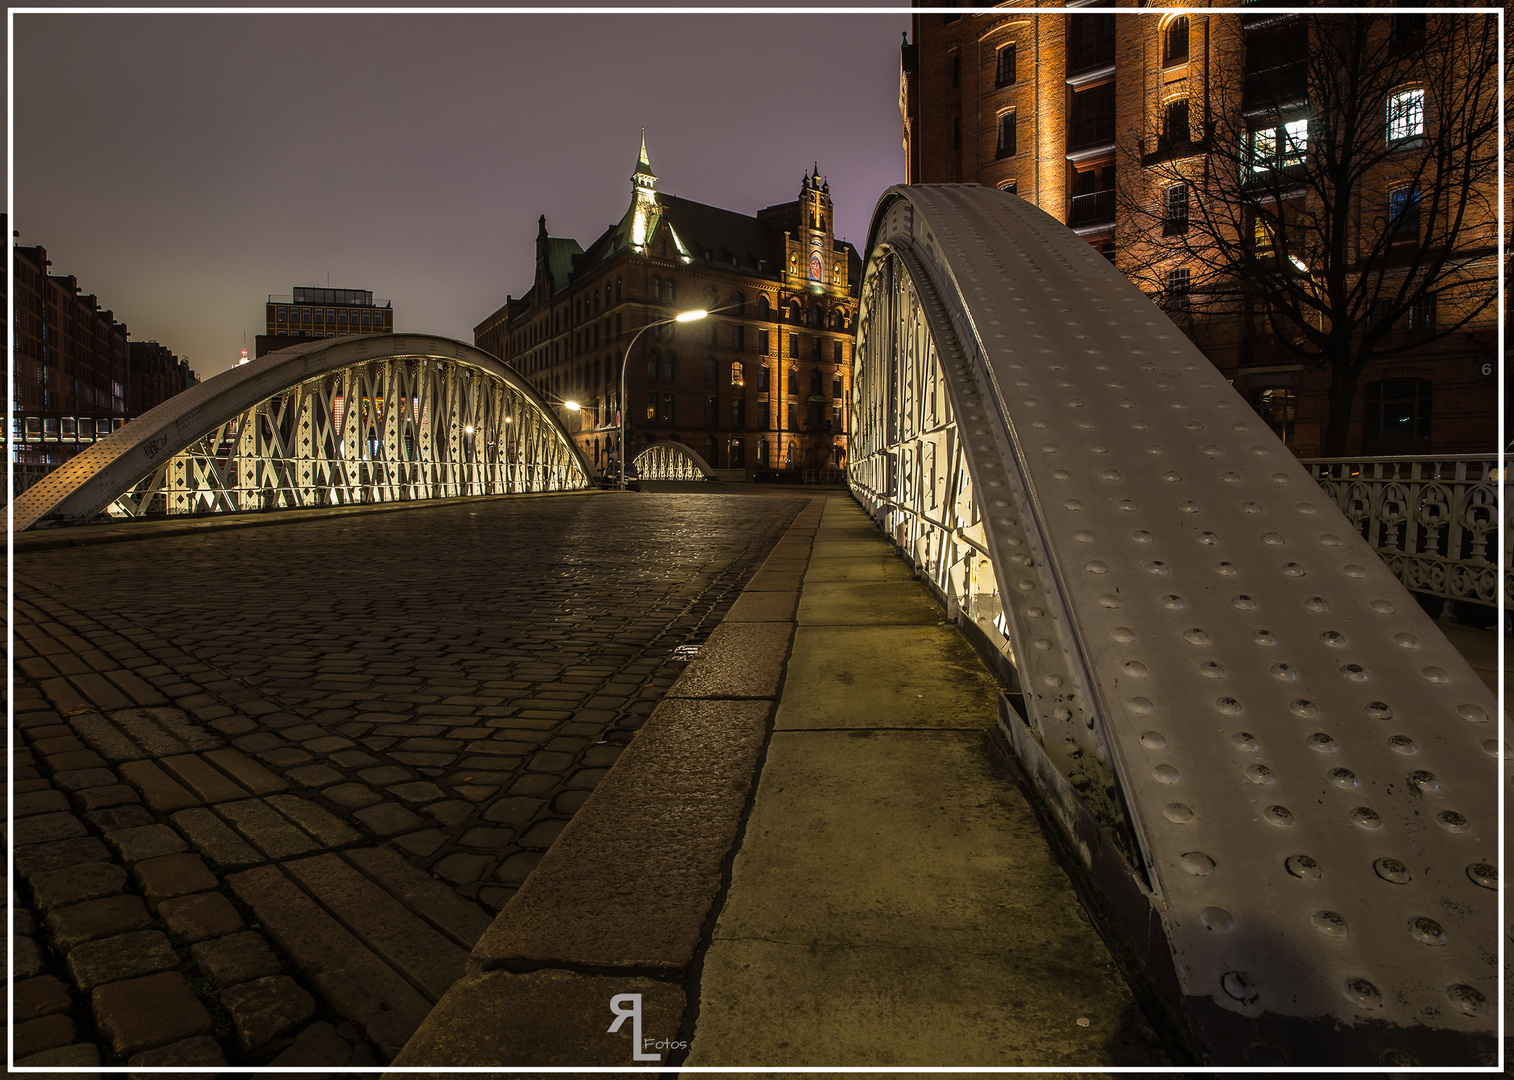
[8,491,806,1067]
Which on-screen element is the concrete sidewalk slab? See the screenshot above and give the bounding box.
[796,580,947,625]
[688,940,1161,1067]
[775,625,999,731]
[804,555,915,582]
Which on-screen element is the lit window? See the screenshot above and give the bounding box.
[1281,119,1307,166]
[731,361,744,386]
[277,307,286,322]
[1387,88,1424,144]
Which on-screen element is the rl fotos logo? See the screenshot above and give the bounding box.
[607,993,687,1062]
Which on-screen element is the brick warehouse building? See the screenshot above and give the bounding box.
[475,138,861,475]
[900,4,1499,458]
[11,244,199,492]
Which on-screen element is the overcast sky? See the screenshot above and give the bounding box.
[12,9,910,378]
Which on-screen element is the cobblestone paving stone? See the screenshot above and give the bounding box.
[7,491,805,1065]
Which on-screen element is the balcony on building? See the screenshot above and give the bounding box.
[1068,189,1116,229]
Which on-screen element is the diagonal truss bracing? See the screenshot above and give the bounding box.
[849,185,1500,1067]
[12,335,592,531]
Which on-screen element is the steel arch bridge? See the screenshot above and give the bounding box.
[849,185,1500,1067]
[633,441,718,482]
[11,334,592,532]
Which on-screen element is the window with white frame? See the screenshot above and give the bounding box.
[1387,88,1424,144]
[1164,184,1189,230]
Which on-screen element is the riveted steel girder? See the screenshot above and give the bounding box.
[850,184,1500,1067]
[12,334,593,531]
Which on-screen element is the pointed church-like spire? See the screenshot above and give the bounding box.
[633,128,657,184]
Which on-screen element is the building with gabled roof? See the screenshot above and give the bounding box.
[474,135,861,476]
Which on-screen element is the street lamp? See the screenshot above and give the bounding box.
[617,307,709,489]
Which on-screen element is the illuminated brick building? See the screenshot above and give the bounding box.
[475,137,861,475]
[900,5,1498,457]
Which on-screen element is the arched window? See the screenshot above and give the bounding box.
[705,356,718,384]
[648,350,660,383]
[663,352,676,382]
[666,280,676,303]
[615,277,623,302]
[1163,97,1190,145]
[704,286,716,310]
[757,294,770,320]
[788,365,799,393]
[604,283,612,306]
[652,277,662,300]
[788,300,801,323]
[1164,16,1189,64]
[731,362,744,386]
[732,292,745,317]
[757,365,770,391]
[593,292,600,315]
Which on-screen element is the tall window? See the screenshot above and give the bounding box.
[706,321,717,346]
[1246,118,1307,175]
[833,340,843,364]
[705,356,718,384]
[731,362,744,386]
[758,439,769,466]
[1166,267,1191,309]
[757,294,770,320]
[1389,186,1421,241]
[646,391,657,420]
[757,366,770,391]
[652,278,661,300]
[704,396,718,427]
[661,393,674,424]
[996,43,1016,87]
[731,398,745,428]
[663,353,676,381]
[704,287,716,310]
[997,111,1017,158]
[732,292,745,317]
[1164,17,1189,64]
[730,439,745,468]
[732,325,745,351]
[759,330,770,355]
[759,400,771,430]
[665,280,676,303]
[1387,88,1424,144]
[788,366,799,395]
[647,351,660,382]
[1164,184,1189,232]
[1365,378,1431,442]
[1163,97,1190,145]
[788,334,798,358]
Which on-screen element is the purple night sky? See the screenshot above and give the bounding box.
[12,9,910,378]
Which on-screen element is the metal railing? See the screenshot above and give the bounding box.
[1301,456,1500,609]
[1067,189,1116,228]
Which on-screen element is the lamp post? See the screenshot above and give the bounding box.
[617,307,709,489]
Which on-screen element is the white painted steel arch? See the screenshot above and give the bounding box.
[850,185,1499,1066]
[12,334,593,532]
[633,441,718,481]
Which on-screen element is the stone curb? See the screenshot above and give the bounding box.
[13,487,612,552]
[392,496,826,1068]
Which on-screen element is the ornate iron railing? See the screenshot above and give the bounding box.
[1300,457,1500,608]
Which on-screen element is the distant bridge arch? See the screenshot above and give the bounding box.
[12,334,592,531]
[633,441,718,481]
[850,184,1498,1066]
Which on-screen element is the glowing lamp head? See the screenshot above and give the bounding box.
[464,425,474,434]
[675,309,708,323]
[564,400,581,411]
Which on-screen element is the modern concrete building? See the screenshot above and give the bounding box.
[475,137,861,475]
[900,5,1499,457]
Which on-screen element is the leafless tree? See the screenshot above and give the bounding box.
[1119,11,1499,455]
